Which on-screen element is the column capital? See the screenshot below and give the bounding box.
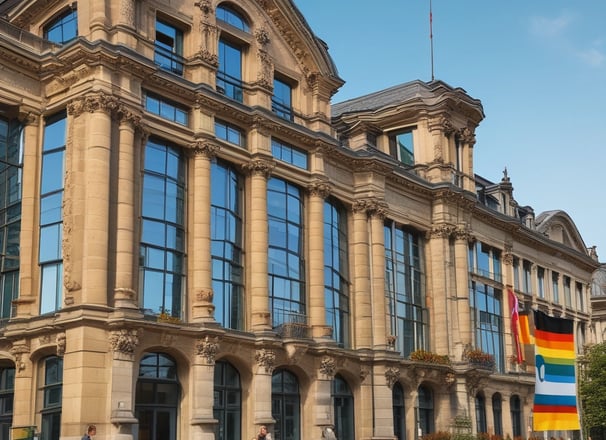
[352,197,388,218]
[67,91,119,117]
[190,139,220,159]
[307,179,331,199]
[242,157,275,178]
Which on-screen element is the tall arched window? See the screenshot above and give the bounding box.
[135,353,179,440]
[41,356,63,440]
[510,395,522,438]
[332,375,354,440]
[211,161,244,330]
[324,199,350,347]
[393,383,406,440]
[213,361,241,440]
[492,393,502,436]
[475,393,487,433]
[272,369,300,440]
[0,365,15,440]
[417,385,434,435]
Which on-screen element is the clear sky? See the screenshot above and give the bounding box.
[294,0,606,261]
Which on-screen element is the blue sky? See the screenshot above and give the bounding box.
[295,0,606,261]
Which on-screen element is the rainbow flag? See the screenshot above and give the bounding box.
[533,310,579,431]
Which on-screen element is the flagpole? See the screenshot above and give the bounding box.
[430,0,434,81]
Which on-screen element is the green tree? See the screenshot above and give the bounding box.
[579,342,606,438]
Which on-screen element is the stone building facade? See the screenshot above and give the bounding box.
[0,1,599,440]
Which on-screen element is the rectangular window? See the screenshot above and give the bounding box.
[40,113,66,315]
[145,92,188,126]
[154,18,184,75]
[564,276,571,307]
[522,260,532,294]
[468,242,501,282]
[469,281,504,372]
[537,266,545,299]
[215,119,245,147]
[552,271,560,303]
[385,222,427,357]
[140,139,186,318]
[576,281,584,311]
[217,39,243,102]
[389,130,414,166]
[272,77,293,121]
[0,117,22,323]
[44,9,77,44]
[271,139,307,170]
[513,257,520,291]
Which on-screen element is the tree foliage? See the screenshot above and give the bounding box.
[579,342,606,432]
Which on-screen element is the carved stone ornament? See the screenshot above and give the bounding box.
[109,329,140,355]
[454,225,474,242]
[307,181,331,199]
[459,126,476,146]
[502,251,514,266]
[67,92,119,117]
[255,28,270,46]
[191,140,220,159]
[196,288,214,303]
[428,224,456,239]
[444,372,456,386]
[196,336,220,365]
[195,0,213,15]
[439,115,456,136]
[255,348,276,374]
[352,198,388,218]
[10,343,30,372]
[359,365,371,383]
[242,158,275,178]
[56,332,67,357]
[319,356,336,378]
[385,366,401,389]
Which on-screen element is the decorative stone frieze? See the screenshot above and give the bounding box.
[255,348,276,374]
[384,366,400,389]
[109,328,140,355]
[196,335,220,365]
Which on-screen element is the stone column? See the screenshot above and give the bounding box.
[351,202,371,349]
[108,328,140,440]
[454,226,473,348]
[369,201,388,348]
[191,336,220,440]
[427,225,453,356]
[253,349,276,427]
[243,158,274,332]
[82,94,114,306]
[357,366,373,440]
[14,114,39,317]
[115,0,137,46]
[89,0,109,40]
[190,141,219,322]
[313,356,337,436]
[114,110,139,309]
[67,93,115,307]
[9,342,33,431]
[375,365,399,438]
[307,180,332,339]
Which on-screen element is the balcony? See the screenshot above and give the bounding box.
[273,309,310,339]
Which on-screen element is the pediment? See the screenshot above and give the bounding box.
[535,209,588,254]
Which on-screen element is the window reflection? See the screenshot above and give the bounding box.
[469,281,504,372]
[44,9,77,44]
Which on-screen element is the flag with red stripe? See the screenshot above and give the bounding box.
[532,310,579,430]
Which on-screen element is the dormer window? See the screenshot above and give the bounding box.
[44,9,78,44]
[389,130,414,166]
[216,5,250,33]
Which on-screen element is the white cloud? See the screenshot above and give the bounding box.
[576,47,606,67]
[529,12,574,38]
